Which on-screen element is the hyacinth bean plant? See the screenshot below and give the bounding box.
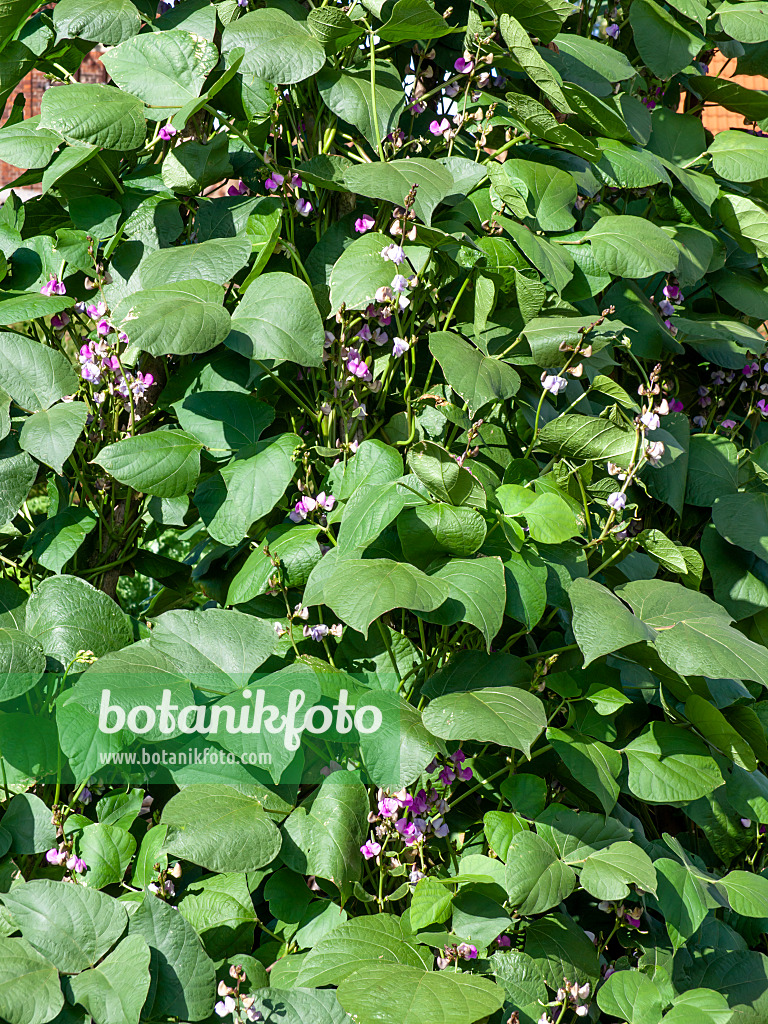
[2,0,768,1021]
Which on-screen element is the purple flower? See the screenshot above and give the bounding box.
[496,934,512,948]
[431,816,449,838]
[295,198,313,217]
[391,274,409,293]
[606,23,620,37]
[159,125,177,141]
[40,277,66,297]
[450,749,466,764]
[379,796,400,818]
[355,213,375,233]
[66,855,87,874]
[743,361,760,377]
[228,180,249,196]
[237,0,248,7]
[457,943,478,960]
[429,117,451,137]
[96,319,112,336]
[380,243,405,264]
[663,282,682,302]
[215,997,237,1017]
[411,789,429,814]
[758,399,768,417]
[646,441,665,465]
[721,419,737,429]
[86,301,106,319]
[408,97,426,115]
[303,624,330,642]
[395,819,424,845]
[699,62,709,75]
[625,912,642,928]
[693,415,707,428]
[439,766,456,785]
[291,174,302,189]
[663,318,678,336]
[444,81,460,98]
[658,298,675,317]
[454,57,474,73]
[51,312,69,329]
[360,839,382,859]
[265,172,285,192]
[131,371,154,400]
[392,337,410,358]
[289,496,317,522]
[45,848,66,866]
[347,350,372,380]
[372,327,388,345]
[316,491,335,511]
[607,491,626,511]
[541,374,568,394]
[456,765,473,781]
[669,398,684,412]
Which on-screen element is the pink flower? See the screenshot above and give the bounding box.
[454,57,474,73]
[625,912,642,928]
[347,350,372,381]
[429,117,451,137]
[66,855,87,874]
[289,496,317,522]
[96,319,112,336]
[159,125,177,141]
[86,301,106,319]
[227,180,249,196]
[379,797,400,818]
[315,491,335,511]
[542,374,567,394]
[291,174,303,188]
[721,419,737,429]
[265,172,285,192]
[360,839,382,859]
[496,934,512,948]
[758,399,768,417]
[355,213,375,233]
[408,97,426,114]
[295,198,313,217]
[45,848,66,866]
[40,277,65,297]
[641,411,660,430]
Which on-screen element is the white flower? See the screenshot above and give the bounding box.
[541,374,568,394]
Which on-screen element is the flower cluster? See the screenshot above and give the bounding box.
[436,942,478,969]
[538,980,591,1022]
[45,845,87,874]
[598,899,644,928]
[41,276,67,297]
[214,966,262,1022]
[289,491,335,522]
[263,170,312,217]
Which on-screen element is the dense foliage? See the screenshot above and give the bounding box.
[2,0,768,1021]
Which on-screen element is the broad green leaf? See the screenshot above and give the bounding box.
[397,502,486,566]
[116,280,231,357]
[686,694,757,771]
[342,158,454,226]
[428,331,520,417]
[308,557,450,638]
[709,129,768,182]
[66,934,151,1024]
[53,0,141,46]
[630,0,704,78]
[0,116,60,169]
[410,877,454,930]
[685,434,739,507]
[337,964,504,1024]
[535,413,636,465]
[39,83,146,150]
[76,823,136,890]
[713,492,768,562]
[420,556,506,648]
[1,879,128,973]
[330,232,417,310]
[19,401,87,474]
[162,784,282,872]
[597,970,663,1024]
[0,436,36,528]
[570,577,656,665]
[307,7,364,50]
[140,237,251,288]
[717,2,768,43]
[491,950,548,1024]
[194,432,300,547]
[655,856,710,948]
[504,548,548,630]
[0,937,63,1024]
[317,62,405,150]
[0,332,78,411]
[505,831,576,915]
[500,13,571,111]
[2,791,56,853]
[547,726,621,814]
[503,91,601,162]
[128,889,215,1021]
[25,575,133,666]
[281,773,368,887]
[335,439,404,499]
[578,841,657,901]
[172,391,274,454]
[624,722,724,803]
[222,8,326,84]
[358,689,437,789]
[720,870,768,919]
[718,194,768,258]
[297,915,431,986]
[0,291,74,325]
[149,607,278,687]
[94,429,203,499]
[665,990,732,1024]
[422,686,546,757]
[0,626,45,701]
[586,215,679,278]
[246,987,353,1024]
[162,134,234,192]
[535,808,631,863]
[177,872,256,961]
[102,30,219,117]
[379,0,455,40]
[227,524,322,604]
[407,441,486,508]
[524,913,600,987]
[228,272,325,366]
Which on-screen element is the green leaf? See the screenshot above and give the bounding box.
[709,129,768,182]
[0,626,45,701]
[247,987,353,1024]
[307,7,364,50]
[717,2,768,43]
[25,574,133,666]
[655,856,710,948]
[0,937,63,1024]
[140,237,251,288]
[329,232,426,311]
[161,784,282,872]
[578,841,657,901]
[685,434,739,507]
[718,194,768,258]
[227,524,322,604]
[629,0,704,79]
[337,964,504,1024]
[428,331,520,417]
[586,215,679,278]
[307,557,450,638]
[128,889,215,1022]
[500,13,571,111]
[420,556,506,648]
[686,694,757,771]
[569,577,655,665]
[281,773,368,888]
[397,503,487,566]
[410,877,455,930]
[597,970,663,1024]
[19,401,87,474]
[76,823,136,890]
[342,158,455,226]
[379,0,455,40]
[177,872,256,961]
[0,116,59,170]
[664,990,733,1024]
[547,726,621,813]
[39,83,145,150]
[422,686,546,757]
[2,791,56,853]
[505,831,576,915]
[504,548,548,630]
[0,436,36,528]
[1,879,128,973]
[503,91,601,162]
[94,429,203,499]
[53,0,141,46]
[162,134,234,193]
[720,870,768,918]
[102,30,219,117]
[194,432,300,547]
[228,272,325,367]
[172,391,274,454]
[222,8,326,84]
[0,332,78,412]
[317,62,405,150]
[407,441,486,507]
[116,280,231,357]
[624,722,724,803]
[297,915,431,986]
[491,949,548,1024]
[535,413,636,465]
[524,913,600,987]
[702,526,768,621]
[66,934,151,1024]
